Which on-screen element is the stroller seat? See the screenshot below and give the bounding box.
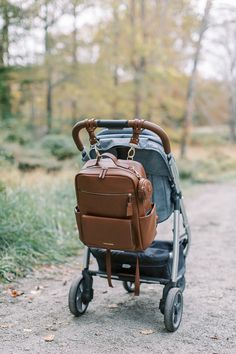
[91,240,185,283]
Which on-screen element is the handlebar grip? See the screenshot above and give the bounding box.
[72,119,171,154]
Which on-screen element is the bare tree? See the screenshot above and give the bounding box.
[180,0,212,158]
[216,17,236,142]
[129,0,147,118]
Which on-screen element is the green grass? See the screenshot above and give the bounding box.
[0,179,81,282]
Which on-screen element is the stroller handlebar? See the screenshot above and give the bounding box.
[72,119,171,154]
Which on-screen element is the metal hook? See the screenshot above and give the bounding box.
[127,146,136,160]
[94,144,101,157]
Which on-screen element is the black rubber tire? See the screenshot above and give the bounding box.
[164,288,183,332]
[177,276,186,292]
[68,277,89,316]
[122,281,135,293]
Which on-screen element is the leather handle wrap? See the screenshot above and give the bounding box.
[72,119,171,154]
[96,153,118,165]
[128,120,171,154]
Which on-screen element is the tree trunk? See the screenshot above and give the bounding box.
[0,3,11,120]
[130,0,147,119]
[180,0,212,158]
[44,1,53,133]
[229,88,236,142]
[46,70,52,133]
[111,2,119,118]
[70,0,79,126]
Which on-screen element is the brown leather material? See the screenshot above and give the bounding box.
[106,250,113,288]
[85,119,97,145]
[138,178,153,201]
[130,119,144,145]
[134,257,140,296]
[75,154,157,252]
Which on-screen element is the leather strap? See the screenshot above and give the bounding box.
[96,153,118,166]
[85,119,97,145]
[106,249,113,288]
[130,119,144,145]
[134,256,140,296]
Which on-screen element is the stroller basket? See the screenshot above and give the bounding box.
[91,240,185,281]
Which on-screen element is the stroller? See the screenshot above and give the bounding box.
[69,119,191,332]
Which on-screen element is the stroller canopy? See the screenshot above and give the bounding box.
[89,128,174,223]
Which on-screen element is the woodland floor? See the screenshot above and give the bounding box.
[0,182,235,354]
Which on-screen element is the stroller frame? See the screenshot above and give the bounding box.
[69,119,191,332]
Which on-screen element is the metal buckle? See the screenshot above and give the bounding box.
[94,144,101,157]
[127,146,136,160]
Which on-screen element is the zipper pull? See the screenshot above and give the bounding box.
[99,168,108,179]
[126,193,133,217]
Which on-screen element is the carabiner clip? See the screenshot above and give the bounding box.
[127,146,136,160]
[94,144,101,157]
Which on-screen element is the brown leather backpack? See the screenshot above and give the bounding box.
[74,153,157,294]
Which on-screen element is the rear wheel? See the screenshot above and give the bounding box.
[177,276,186,292]
[164,288,183,332]
[68,277,89,316]
[122,281,135,293]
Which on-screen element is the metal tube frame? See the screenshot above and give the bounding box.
[167,153,191,283]
[78,122,191,286]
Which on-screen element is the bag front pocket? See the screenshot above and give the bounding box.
[139,204,157,250]
[78,191,132,218]
[80,214,136,251]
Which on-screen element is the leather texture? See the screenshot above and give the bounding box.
[74,152,157,295]
[75,153,157,251]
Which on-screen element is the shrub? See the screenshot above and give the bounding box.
[0,182,81,282]
[41,135,76,160]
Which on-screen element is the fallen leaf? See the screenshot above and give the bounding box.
[27,296,34,302]
[102,290,108,294]
[46,325,57,331]
[140,329,155,335]
[0,323,14,329]
[62,280,67,286]
[107,304,118,309]
[30,289,41,295]
[210,335,219,340]
[10,289,24,298]
[43,334,55,342]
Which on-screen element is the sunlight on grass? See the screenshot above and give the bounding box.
[0,174,81,282]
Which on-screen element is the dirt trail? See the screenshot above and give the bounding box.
[0,182,236,354]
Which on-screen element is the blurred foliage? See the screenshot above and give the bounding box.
[0,179,81,282]
[0,0,231,136]
[41,134,77,160]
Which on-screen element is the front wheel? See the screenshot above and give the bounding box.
[68,277,89,316]
[164,288,183,332]
[122,281,135,293]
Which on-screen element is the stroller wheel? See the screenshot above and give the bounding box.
[177,276,186,292]
[68,277,89,316]
[164,288,183,332]
[122,281,135,293]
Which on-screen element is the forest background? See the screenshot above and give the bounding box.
[0,0,236,282]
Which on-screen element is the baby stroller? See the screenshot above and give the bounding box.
[69,119,191,332]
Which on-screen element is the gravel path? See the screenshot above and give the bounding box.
[0,182,235,354]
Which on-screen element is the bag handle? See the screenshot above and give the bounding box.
[96,153,118,166]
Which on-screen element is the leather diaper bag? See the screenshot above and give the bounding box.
[74,152,157,294]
